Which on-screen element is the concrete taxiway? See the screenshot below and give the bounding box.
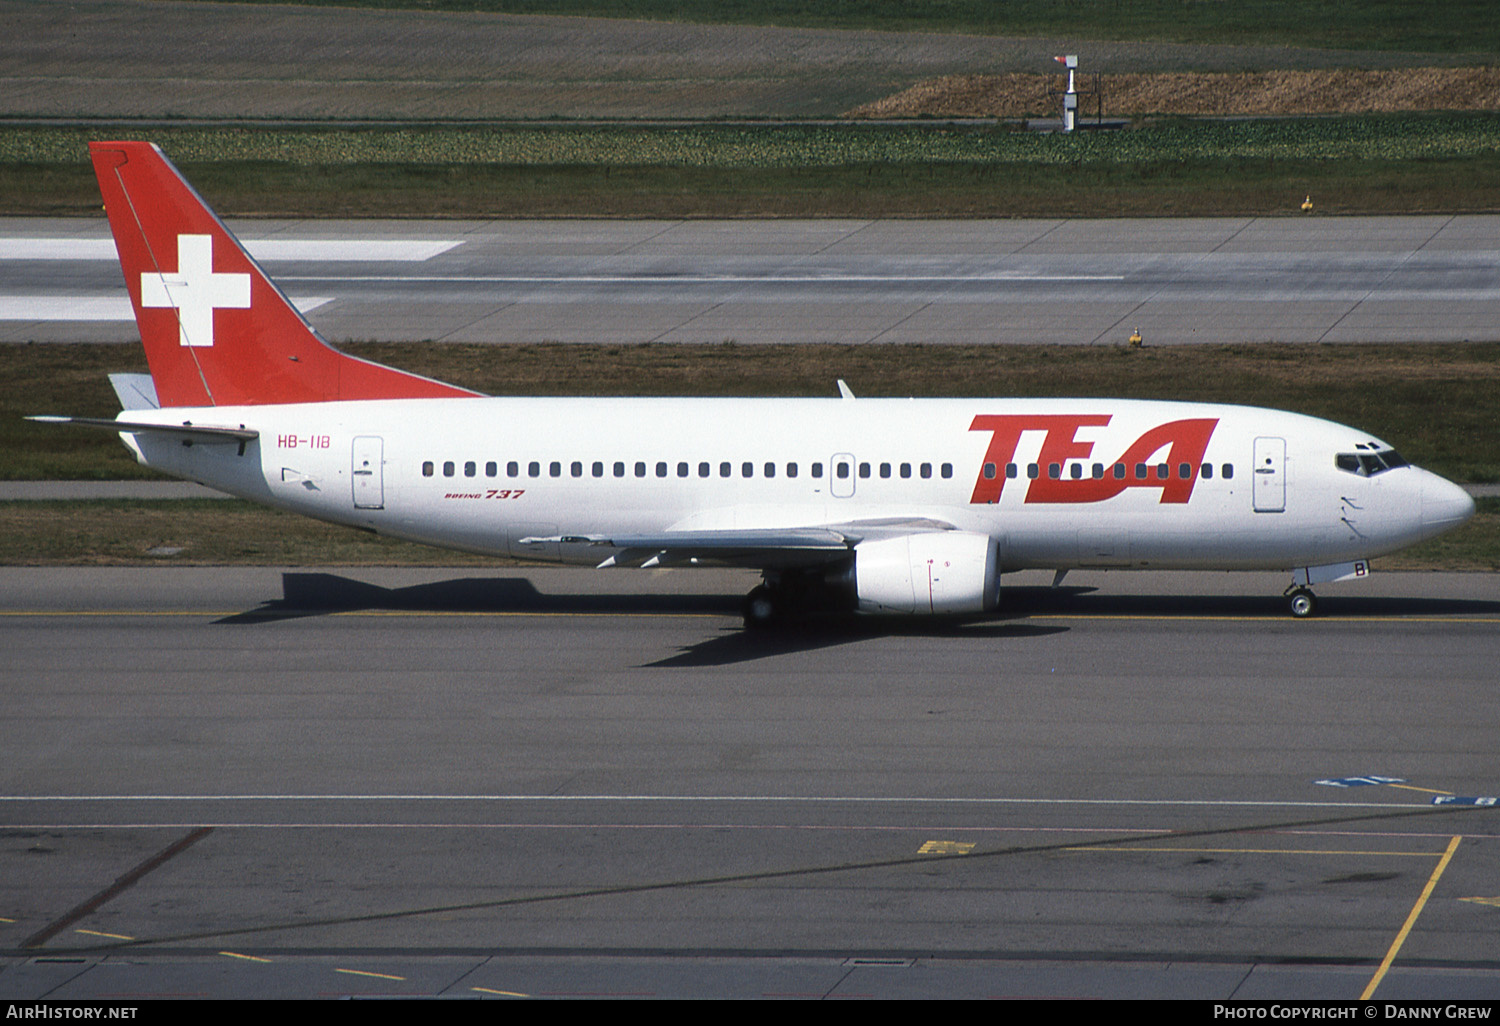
[2,566,1498,999]
[3,215,1498,346]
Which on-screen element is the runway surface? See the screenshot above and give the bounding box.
[3,215,1498,346]
[2,566,1499,999]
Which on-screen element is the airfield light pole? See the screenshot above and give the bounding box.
[1055,54,1078,132]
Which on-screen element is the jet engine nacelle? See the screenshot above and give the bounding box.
[853,531,1000,615]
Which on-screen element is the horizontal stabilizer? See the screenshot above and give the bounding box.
[27,415,258,444]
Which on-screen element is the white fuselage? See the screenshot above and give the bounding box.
[119,395,1473,575]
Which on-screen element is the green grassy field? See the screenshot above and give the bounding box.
[185,0,1500,56]
[6,116,1500,218]
[8,340,1497,568]
[0,499,505,566]
[14,119,1500,166]
[10,341,1499,484]
[2,496,1493,569]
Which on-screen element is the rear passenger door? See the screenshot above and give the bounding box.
[352,436,384,510]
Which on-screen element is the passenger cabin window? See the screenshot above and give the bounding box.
[422,461,434,477]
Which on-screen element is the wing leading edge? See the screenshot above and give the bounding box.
[520,517,958,570]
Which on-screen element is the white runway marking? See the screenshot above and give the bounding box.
[0,793,1430,809]
[276,273,1125,284]
[0,238,464,261]
[0,295,333,321]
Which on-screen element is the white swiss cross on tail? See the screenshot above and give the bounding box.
[139,234,251,347]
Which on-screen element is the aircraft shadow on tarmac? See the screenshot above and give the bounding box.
[1004,585,1500,620]
[213,571,743,624]
[215,573,1500,623]
[213,573,1498,666]
[212,572,1072,665]
[645,619,1070,668]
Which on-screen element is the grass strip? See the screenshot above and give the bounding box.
[8,342,1500,485]
[7,118,1499,168]
[4,117,1499,218]
[9,336,1497,569]
[2,497,1493,569]
[0,499,515,566]
[12,160,1500,219]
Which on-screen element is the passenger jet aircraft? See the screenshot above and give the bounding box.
[34,142,1476,625]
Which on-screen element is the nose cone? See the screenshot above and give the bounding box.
[1421,474,1477,532]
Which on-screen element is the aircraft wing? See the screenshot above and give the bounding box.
[520,516,958,570]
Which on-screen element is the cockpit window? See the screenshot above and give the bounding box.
[1335,449,1409,477]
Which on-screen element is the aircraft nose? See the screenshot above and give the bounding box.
[1421,474,1476,530]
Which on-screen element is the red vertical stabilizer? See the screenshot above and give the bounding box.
[90,141,480,407]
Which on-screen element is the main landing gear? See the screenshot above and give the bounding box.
[1284,585,1318,618]
[742,567,852,629]
[743,585,779,630]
